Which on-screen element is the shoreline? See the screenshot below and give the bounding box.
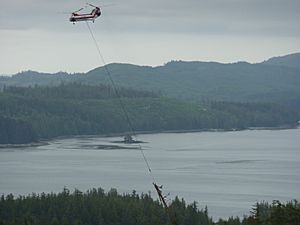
[0,141,49,149]
[0,125,298,148]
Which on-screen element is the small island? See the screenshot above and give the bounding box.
[111,134,146,144]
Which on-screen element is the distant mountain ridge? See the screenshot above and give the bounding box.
[1,53,299,103]
[262,53,300,68]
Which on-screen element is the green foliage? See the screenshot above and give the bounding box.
[0,188,213,225]
[0,83,299,144]
[2,55,300,103]
[218,200,300,225]
[0,116,36,144]
[0,189,298,225]
[82,61,300,103]
[217,217,244,225]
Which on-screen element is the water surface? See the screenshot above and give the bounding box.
[0,129,299,219]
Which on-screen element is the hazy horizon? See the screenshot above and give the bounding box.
[1,0,300,74]
[1,51,299,76]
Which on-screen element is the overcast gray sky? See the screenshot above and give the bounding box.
[1,0,299,74]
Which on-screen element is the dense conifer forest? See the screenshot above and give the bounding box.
[1,55,299,224]
[0,189,299,225]
[1,53,300,103]
[0,83,299,144]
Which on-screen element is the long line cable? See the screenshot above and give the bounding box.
[86,21,179,225]
[85,21,155,182]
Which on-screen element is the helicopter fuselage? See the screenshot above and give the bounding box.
[69,7,101,23]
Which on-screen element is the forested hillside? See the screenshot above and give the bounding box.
[85,61,300,103]
[0,71,81,87]
[0,189,299,225]
[262,53,300,68]
[0,83,299,144]
[1,53,299,103]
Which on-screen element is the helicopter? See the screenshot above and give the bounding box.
[69,3,101,23]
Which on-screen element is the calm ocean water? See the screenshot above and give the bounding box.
[0,129,299,220]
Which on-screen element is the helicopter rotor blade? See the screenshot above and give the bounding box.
[99,4,115,7]
[87,3,97,7]
[74,7,84,13]
[86,2,116,8]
